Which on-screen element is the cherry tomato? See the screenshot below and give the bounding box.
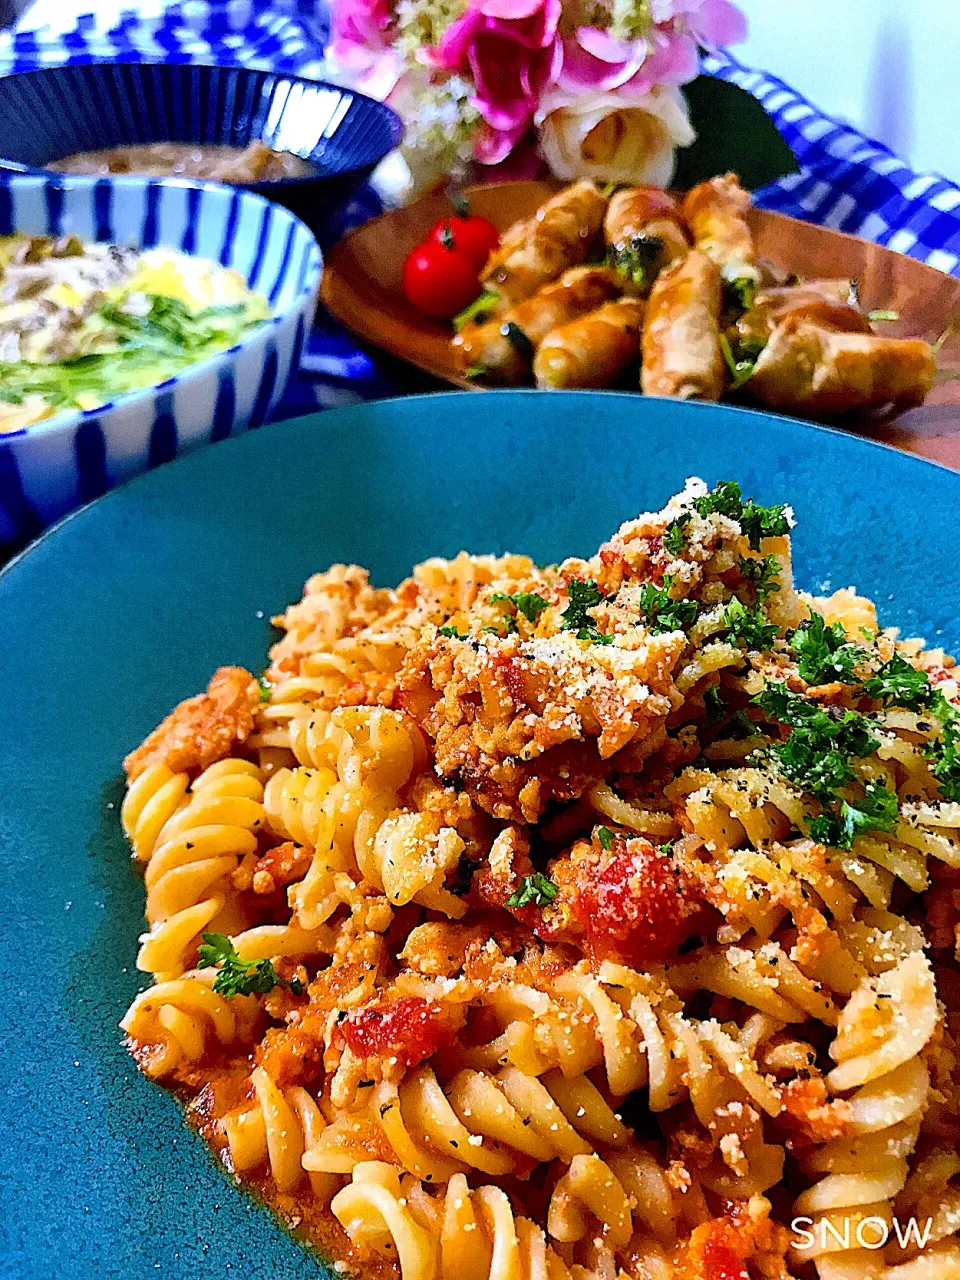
[428,214,501,272]
[402,240,481,319]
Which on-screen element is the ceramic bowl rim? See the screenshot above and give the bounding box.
[0,61,404,187]
[0,172,322,446]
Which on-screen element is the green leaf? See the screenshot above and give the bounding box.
[723,595,778,651]
[863,653,931,710]
[453,290,499,332]
[597,826,615,850]
[663,513,691,556]
[197,932,286,998]
[490,591,550,624]
[506,872,559,909]
[438,624,467,639]
[790,611,865,685]
[674,75,800,192]
[561,579,606,633]
[637,579,699,634]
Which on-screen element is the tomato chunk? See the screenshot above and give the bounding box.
[570,837,703,967]
[341,997,454,1067]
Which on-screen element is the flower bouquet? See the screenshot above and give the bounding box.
[328,0,750,192]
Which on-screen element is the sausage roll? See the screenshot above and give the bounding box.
[748,314,937,414]
[734,287,869,349]
[453,266,622,382]
[480,181,609,305]
[641,249,726,401]
[604,187,691,292]
[534,297,645,389]
[681,173,758,283]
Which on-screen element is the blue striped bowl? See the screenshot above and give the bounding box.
[0,173,321,543]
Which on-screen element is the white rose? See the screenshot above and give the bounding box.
[535,84,696,186]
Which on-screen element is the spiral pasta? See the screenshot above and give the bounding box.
[115,478,960,1280]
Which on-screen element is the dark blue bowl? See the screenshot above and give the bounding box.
[0,62,403,231]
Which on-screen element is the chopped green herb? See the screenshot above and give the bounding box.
[808,781,900,850]
[438,624,468,639]
[753,684,880,800]
[740,499,790,551]
[609,234,664,288]
[867,309,900,323]
[663,513,691,556]
[561,579,606,633]
[929,691,960,802]
[693,482,791,549]
[257,674,273,703]
[501,321,534,360]
[739,554,782,604]
[704,683,725,723]
[197,933,293,998]
[453,290,498,332]
[723,595,779,651]
[863,652,931,710]
[463,363,489,379]
[597,826,615,850]
[505,872,559,909]
[660,840,676,856]
[638,578,699,634]
[790,611,865,685]
[490,591,551,624]
[693,480,745,520]
[482,615,518,636]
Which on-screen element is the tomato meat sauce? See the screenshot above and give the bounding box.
[340,997,456,1067]
[568,834,705,967]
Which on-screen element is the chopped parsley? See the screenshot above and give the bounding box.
[693,481,791,550]
[506,872,559,908]
[660,840,676,857]
[257,674,273,703]
[561,579,614,643]
[723,596,779,651]
[663,513,691,556]
[790,611,865,685]
[867,309,900,323]
[929,691,960,801]
[753,684,880,800]
[597,826,615,850]
[739,555,781,604]
[863,652,931,710]
[807,781,900,850]
[753,683,898,848]
[693,480,745,520]
[438,624,468,639]
[638,578,699,634]
[490,591,550,624]
[704,683,725,723]
[482,615,518,636]
[609,234,664,288]
[198,933,303,998]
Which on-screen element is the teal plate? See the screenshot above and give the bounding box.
[2,391,959,1279]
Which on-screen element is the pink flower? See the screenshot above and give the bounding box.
[331,0,394,60]
[658,0,749,46]
[427,0,563,163]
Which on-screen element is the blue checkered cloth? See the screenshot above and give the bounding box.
[2,5,960,416]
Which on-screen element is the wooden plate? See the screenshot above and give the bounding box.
[320,180,960,467]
